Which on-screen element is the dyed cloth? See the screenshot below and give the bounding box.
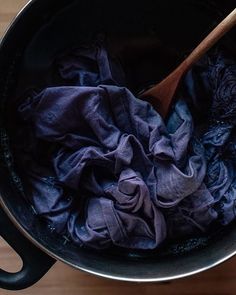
[14,43,236,250]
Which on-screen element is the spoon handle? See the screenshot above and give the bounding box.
[179,8,236,72]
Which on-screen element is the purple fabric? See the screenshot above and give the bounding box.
[14,44,236,250]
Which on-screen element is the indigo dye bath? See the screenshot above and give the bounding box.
[12,38,236,250]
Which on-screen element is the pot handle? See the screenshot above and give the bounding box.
[0,207,56,290]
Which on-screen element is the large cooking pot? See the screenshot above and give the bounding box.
[1,0,236,290]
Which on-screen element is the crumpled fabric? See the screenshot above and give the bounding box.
[14,43,236,250]
[165,50,236,238]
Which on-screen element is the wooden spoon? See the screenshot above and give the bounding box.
[140,8,236,118]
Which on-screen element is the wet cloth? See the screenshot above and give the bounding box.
[14,44,236,250]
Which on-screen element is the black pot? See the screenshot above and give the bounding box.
[1,0,236,290]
